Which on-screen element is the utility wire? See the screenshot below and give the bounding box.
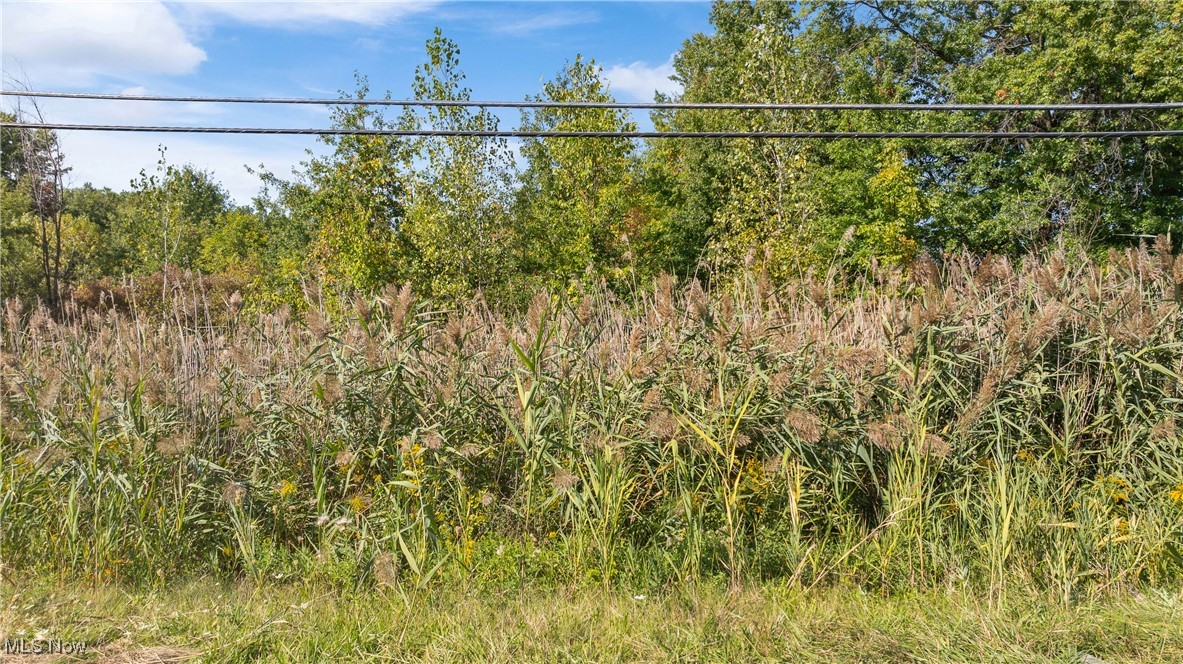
[2,122,1181,139]
[3,90,1183,112]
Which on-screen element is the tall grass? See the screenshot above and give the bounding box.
[3,243,1182,599]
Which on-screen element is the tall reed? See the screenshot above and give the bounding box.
[3,243,1182,598]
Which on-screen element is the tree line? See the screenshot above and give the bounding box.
[3,1,1181,310]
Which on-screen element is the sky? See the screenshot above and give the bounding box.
[2,1,712,203]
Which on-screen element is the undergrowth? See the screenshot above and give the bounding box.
[3,243,1183,601]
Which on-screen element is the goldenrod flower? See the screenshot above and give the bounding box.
[349,494,371,513]
[1098,475,1130,504]
[1170,483,1183,505]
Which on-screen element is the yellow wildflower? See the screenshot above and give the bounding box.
[1170,483,1183,505]
[277,479,297,498]
[349,494,371,513]
[1098,475,1130,505]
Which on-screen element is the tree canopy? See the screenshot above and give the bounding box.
[3,2,1180,310]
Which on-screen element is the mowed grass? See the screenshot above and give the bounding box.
[3,577,1182,663]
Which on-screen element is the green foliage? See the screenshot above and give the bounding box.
[5,246,1183,595]
[516,56,644,292]
[648,0,928,278]
[644,0,1183,280]
[0,178,38,299]
[114,149,232,275]
[7,8,1183,308]
[0,111,24,186]
[398,30,519,302]
[198,209,271,279]
[63,184,127,278]
[275,78,409,292]
[842,0,1183,252]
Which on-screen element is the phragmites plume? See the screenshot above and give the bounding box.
[654,273,675,322]
[233,413,258,434]
[687,279,710,322]
[923,433,951,457]
[227,290,244,316]
[1149,418,1176,442]
[957,369,1002,432]
[335,449,357,469]
[306,307,331,341]
[155,432,191,457]
[494,320,511,348]
[627,326,645,354]
[784,408,824,445]
[1020,299,1066,353]
[526,291,549,335]
[551,468,580,491]
[319,374,344,404]
[382,282,414,331]
[641,386,662,412]
[576,297,593,327]
[911,253,941,288]
[973,254,1010,287]
[423,429,444,450]
[221,481,247,506]
[833,347,884,379]
[866,420,903,451]
[1032,263,1063,299]
[646,410,680,441]
[445,316,465,351]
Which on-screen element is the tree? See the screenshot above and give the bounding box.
[1,111,25,186]
[3,102,72,307]
[0,177,39,300]
[2,113,121,302]
[273,77,410,292]
[516,56,643,292]
[648,0,1183,278]
[650,0,923,279]
[270,32,519,303]
[852,0,1183,252]
[114,149,232,276]
[64,184,128,278]
[398,30,519,302]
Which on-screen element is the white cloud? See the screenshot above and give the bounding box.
[602,56,681,102]
[186,1,437,29]
[1,1,206,85]
[486,10,598,36]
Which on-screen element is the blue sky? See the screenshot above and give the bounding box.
[2,1,712,203]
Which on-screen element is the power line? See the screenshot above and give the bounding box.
[3,122,1181,139]
[4,90,1183,112]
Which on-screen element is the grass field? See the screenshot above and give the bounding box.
[3,245,1183,660]
[4,577,1182,663]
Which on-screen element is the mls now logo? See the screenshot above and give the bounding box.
[4,639,88,655]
